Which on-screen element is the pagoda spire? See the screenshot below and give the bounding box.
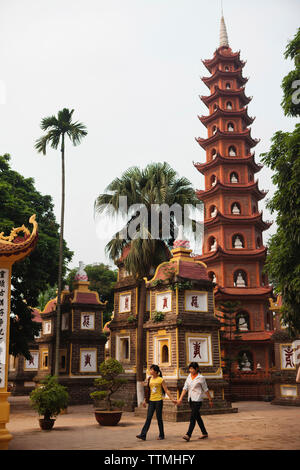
[219,8,229,48]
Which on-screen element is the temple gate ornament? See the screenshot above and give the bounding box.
[0,215,38,450]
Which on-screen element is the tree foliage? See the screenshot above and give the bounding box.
[261,28,300,336]
[0,153,73,358]
[281,27,300,117]
[66,263,117,324]
[90,359,127,411]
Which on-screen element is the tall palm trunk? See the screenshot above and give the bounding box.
[136,279,146,405]
[54,133,65,377]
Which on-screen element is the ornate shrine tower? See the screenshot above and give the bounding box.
[194,14,275,399]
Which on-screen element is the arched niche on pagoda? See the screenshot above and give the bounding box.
[227,122,235,132]
[226,100,233,110]
[248,172,254,182]
[212,125,218,136]
[252,204,257,214]
[256,236,262,248]
[233,269,248,287]
[236,311,250,331]
[208,271,217,284]
[232,233,245,249]
[230,171,239,183]
[231,202,241,215]
[211,148,217,160]
[225,82,231,89]
[210,174,217,187]
[208,236,217,252]
[209,205,217,218]
[238,350,254,371]
[228,145,237,156]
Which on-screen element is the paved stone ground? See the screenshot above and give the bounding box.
[6,398,300,450]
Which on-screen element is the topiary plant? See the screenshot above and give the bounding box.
[30,375,69,421]
[90,358,128,411]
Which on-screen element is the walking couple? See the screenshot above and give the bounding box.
[136,362,213,441]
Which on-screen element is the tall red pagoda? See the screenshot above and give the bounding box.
[194,15,275,400]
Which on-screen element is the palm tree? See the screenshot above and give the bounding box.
[35,108,87,376]
[95,162,200,404]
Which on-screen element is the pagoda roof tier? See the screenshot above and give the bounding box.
[0,214,38,263]
[195,245,267,263]
[204,211,272,231]
[202,47,245,73]
[215,286,273,298]
[202,68,248,88]
[195,128,260,150]
[198,105,255,127]
[201,86,251,107]
[193,153,263,174]
[196,180,268,201]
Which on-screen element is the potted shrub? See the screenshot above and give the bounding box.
[29,375,69,430]
[90,358,128,426]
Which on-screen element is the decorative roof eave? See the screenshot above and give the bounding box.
[198,106,255,127]
[215,286,273,298]
[200,86,251,107]
[195,129,260,150]
[202,69,248,88]
[193,153,262,175]
[196,180,267,201]
[196,245,267,263]
[202,49,245,73]
[205,211,273,230]
[0,214,38,263]
[144,249,209,287]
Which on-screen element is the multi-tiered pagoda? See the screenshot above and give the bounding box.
[194,15,275,400]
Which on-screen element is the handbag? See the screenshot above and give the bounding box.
[144,377,151,403]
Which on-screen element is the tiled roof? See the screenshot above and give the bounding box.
[73,292,100,304]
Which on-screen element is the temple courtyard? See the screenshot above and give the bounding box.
[7,398,300,450]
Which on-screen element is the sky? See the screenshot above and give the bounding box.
[0,0,299,272]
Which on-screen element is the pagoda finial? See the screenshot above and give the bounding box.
[219,4,229,48]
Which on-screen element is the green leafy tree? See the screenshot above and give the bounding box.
[281,27,300,117]
[0,154,73,359]
[261,28,300,336]
[37,284,58,312]
[90,358,128,411]
[30,375,69,420]
[66,263,117,323]
[35,108,87,376]
[94,162,200,404]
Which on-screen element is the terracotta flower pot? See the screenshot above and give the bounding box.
[94,410,122,426]
[39,418,56,430]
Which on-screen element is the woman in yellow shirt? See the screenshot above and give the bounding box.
[136,364,177,441]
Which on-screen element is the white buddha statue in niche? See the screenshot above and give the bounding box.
[230,173,238,183]
[234,236,243,249]
[238,315,248,331]
[232,203,241,215]
[210,238,217,251]
[240,353,251,371]
[211,206,217,217]
[236,272,246,287]
[229,147,237,156]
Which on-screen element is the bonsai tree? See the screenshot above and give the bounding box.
[30,375,69,421]
[90,358,128,411]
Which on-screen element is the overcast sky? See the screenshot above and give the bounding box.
[0,0,299,272]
